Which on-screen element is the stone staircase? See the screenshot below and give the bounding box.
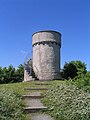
[24,64,39,81]
[23,82,53,120]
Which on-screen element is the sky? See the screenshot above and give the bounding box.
[0,0,90,70]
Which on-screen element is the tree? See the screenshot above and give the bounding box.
[62,60,87,79]
[0,64,24,84]
[15,64,24,82]
[0,66,3,83]
[1,65,15,83]
[1,67,8,83]
[8,65,16,83]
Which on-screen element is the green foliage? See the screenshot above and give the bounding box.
[0,64,24,84]
[62,60,87,79]
[14,64,24,83]
[70,72,90,92]
[0,81,49,120]
[0,88,25,120]
[42,83,90,120]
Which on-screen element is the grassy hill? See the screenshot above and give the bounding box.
[42,81,90,120]
[0,81,50,120]
[0,80,90,120]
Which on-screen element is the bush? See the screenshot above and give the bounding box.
[0,88,25,120]
[71,72,90,92]
[62,60,87,79]
[42,83,90,120]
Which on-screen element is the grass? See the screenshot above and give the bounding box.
[42,81,90,120]
[0,80,90,120]
[0,82,34,120]
[0,81,49,95]
[0,88,26,120]
[70,75,90,92]
[0,81,51,120]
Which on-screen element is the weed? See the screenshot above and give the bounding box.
[42,83,90,120]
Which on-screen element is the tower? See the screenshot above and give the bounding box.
[32,30,61,80]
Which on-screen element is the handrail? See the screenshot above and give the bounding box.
[24,58,32,68]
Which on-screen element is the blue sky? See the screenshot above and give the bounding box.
[0,0,90,70]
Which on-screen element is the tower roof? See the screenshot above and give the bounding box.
[32,30,61,36]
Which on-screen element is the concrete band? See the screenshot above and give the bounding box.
[32,41,61,47]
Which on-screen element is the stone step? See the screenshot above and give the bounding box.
[24,106,47,113]
[22,94,44,99]
[29,78,35,81]
[30,113,53,120]
[29,75,38,80]
[35,83,50,85]
[24,88,48,90]
[29,75,35,81]
[22,92,43,99]
[29,76,35,79]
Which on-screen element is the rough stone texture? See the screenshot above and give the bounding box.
[23,84,53,119]
[24,98,45,107]
[32,30,61,80]
[26,92,41,96]
[24,69,35,81]
[32,30,61,45]
[24,69,29,81]
[31,113,53,120]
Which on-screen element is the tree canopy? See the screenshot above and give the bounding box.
[0,64,24,84]
[61,60,87,79]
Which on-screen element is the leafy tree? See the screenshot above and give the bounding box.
[0,64,24,84]
[86,71,90,77]
[7,65,16,83]
[62,60,87,79]
[1,67,8,83]
[1,65,15,83]
[14,64,24,82]
[0,66,3,83]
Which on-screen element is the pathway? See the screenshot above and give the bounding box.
[23,82,53,120]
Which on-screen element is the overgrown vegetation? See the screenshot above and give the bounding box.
[70,72,90,92]
[42,82,90,120]
[0,81,41,120]
[0,81,50,120]
[0,60,90,119]
[0,64,24,84]
[61,60,87,79]
[42,60,90,120]
[0,88,26,120]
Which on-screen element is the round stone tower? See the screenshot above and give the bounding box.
[32,30,61,80]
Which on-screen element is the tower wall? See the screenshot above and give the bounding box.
[32,30,61,80]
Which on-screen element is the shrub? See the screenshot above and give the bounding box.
[42,83,90,120]
[62,60,87,79]
[0,88,25,120]
[71,73,90,92]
